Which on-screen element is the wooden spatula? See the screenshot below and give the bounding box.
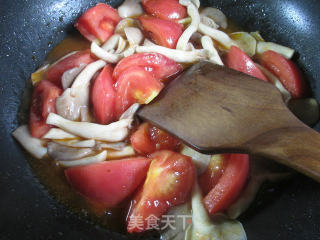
[137,61,320,182]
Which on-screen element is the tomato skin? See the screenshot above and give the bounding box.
[139,15,184,49]
[29,80,62,138]
[198,154,229,196]
[91,65,116,124]
[131,122,180,155]
[113,53,182,82]
[203,154,249,215]
[142,0,187,20]
[127,150,195,233]
[65,157,151,207]
[46,50,96,86]
[74,3,121,42]
[114,66,164,118]
[225,46,268,81]
[260,50,308,98]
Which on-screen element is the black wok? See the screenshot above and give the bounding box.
[1,0,320,239]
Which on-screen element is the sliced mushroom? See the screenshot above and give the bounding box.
[118,0,144,18]
[107,146,136,159]
[46,113,132,142]
[91,41,122,63]
[124,27,144,46]
[42,128,77,139]
[61,64,86,89]
[181,145,211,175]
[201,36,224,66]
[12,125,47,159]
[257,41,295,59]
[95,141,127,151]
[200,15,219,29]
[136,45,208,63]
[58,150,107,167]
[115,18,140,36]
[54,139,95,148]
[47,141,93,161]
[56,60,106,121]
[179,0,200,8]
[120,103,140,120]
[143,38,156,46]
[102,34,121,51]
[230,32,257,57]
[200,7,228,29]
[115,36,128,54]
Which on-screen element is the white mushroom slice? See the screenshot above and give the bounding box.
[136,45,208,63]
[201,36,224,66]
[12,125,47,159]
[115,18,140,36]
[46,113,132,142]
[107,146,136,159]
[198,23,235,49]
[179,0,200,8]
[47,142,93,161]
[61,64,86,89]
[181,145,211,175]
[58,150,107,167]
[123,46,136,57]
[250,31,265,42]
[120,103,140,120]
[91,42,122,63]
[230,32,257,57]
[143,38,157,46]
[115,36,128,54]
[256,64,291,103]
[118,0,143,18]
[200,15,219,29]
[178,17,192,26]
[124,27,144,46]
[102,34,121,51]
[54,139,95,148]
[200,7,228,29]
[42,128,77,139]
[95,141,127,151]
[56,60,106,121]
[257,41,295,59]
[186,42,196,51]
[176,3,200,51]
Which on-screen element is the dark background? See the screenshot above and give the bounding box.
[0,0,320,239]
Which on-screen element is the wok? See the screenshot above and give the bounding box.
[0,0,320,239]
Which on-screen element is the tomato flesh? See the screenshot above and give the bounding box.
[225,46,268,81]
[113,53,182,82]
[127,150,195,232]
[91,65,116,124]
[46,50,95,86]
[260,50,308,98]
[74,3,121,42]
[131,122,180,155]
[139,15,184,49]
[65,157,151,207]
[142,0,187,20]
[29,80,62,138]
[114,66,164,118]
[203,154,249,215]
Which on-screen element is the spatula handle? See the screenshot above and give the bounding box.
[246,124,320,182]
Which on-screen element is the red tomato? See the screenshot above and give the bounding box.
[198,154,229,195]
[127,150,195,232]
[46,50,96,86]
[29,80,62,138]
[225,46,268,81]
[131,122,180,155]
[139,15,184,49]
[74,3,121,42]
[91,65,116,124]
[113,53,182,82]
[114,66,164,118]
[260,50,308,98]
[203,154,249,215]
[142,0,187,20]
[65,157,151,207]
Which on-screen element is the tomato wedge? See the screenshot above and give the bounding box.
[74,3,121,42]
[225,46,268,81]
[142,0,187,20]
[139,15,184,49]
[127,150,195,233]
[198,154,228,196]
[131,122,180,155]
[29,80,62,138]
[114,66,164,118]
[91,65,116,124]
[46,50,96,86]
[65,157,151,207]
[113,53,182,82]
[203,154,249,215]
[260,50,308,98]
